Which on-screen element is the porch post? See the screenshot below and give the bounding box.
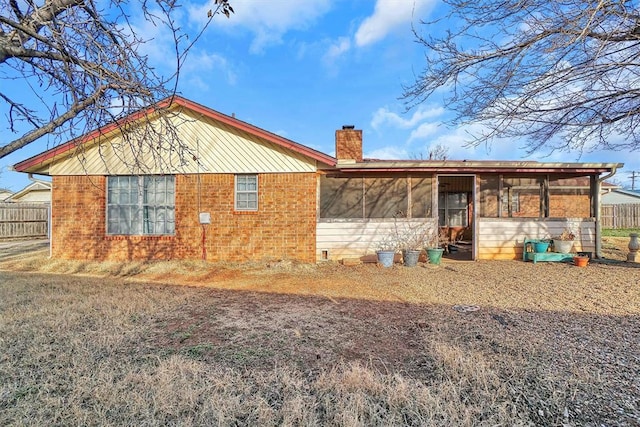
[432,175,438,221]
[472,175,478,261]
[592,175,602,258]
[541,176,549,218]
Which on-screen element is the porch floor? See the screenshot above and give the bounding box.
[443,241,473,261]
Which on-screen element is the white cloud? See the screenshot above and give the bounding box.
[408,122,440,141]
[125,6,237,86]
[182,51,237,86]
[323,0,436,62]
[426,122,549,162]
[365,146,409,160]
[186,76,211,92]
[323,37,352,65]
[128,8,182,72]
[428,125,488,160]
[371,105,444,130]
[188,0,332,53]
[355,0,436,47]
[369,118,527,163]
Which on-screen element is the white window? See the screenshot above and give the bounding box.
[438,192,468,227]
[235,174,258,211]
[502,190,520,216]
[107,176,175,235]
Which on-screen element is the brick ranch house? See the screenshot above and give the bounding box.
[13,96,623,262]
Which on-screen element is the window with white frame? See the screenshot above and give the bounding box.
[438,192,468,227]
[107,176,175,235]
[501,189,520,216]
[235,174,258,211]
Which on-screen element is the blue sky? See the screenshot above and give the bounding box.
[1,0,636,191]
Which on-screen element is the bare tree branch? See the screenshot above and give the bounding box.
[0,0,234,162]
[404,0,640,154]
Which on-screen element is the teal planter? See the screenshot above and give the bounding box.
[533,242,550,253]
[426,248,444,265]
[376,250,395,268]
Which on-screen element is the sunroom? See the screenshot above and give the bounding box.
[316,156,621,262]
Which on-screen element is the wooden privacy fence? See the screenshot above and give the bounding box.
[0,203,49,239]
[601,204,640,229]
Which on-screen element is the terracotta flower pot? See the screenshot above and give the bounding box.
[573,256,589,267]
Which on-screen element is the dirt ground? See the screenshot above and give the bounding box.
[1,236,639,425]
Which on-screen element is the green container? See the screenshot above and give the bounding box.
[426,248,444,265]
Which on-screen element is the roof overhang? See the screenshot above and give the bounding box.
[328,160,624,174]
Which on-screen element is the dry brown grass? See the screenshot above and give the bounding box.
[1,241,639,426]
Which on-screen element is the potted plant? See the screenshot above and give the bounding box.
[573,255,589,267]
[396,217,432,267]
[401,246,422,267]
[376,236,398,268]
[379,211,435,267]
[423,228,446,265]
[375,217,441,266]
[533,238,551,253]
[552,228,576,254]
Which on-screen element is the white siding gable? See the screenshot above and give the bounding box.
[48,109,317,176]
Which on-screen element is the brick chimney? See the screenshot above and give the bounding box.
[335,125,363,163]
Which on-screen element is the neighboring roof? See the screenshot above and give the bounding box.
[602,188,640,204]
[331,160,623,174]
[561,177,620,188]
[0,188,13,201]
[5,181,52,202]
[14,96,337,173]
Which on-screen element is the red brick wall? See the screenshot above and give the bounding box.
[51,176,106,259]
[335,128,363,161]
[51,173,317,262]
[549,195,590,217]
[510,193,541,217]
[477,188,591,218]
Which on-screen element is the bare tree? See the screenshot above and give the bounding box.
[0,0,233,160]
[404,0,640,154]
[428,143,448,161]
[409,143,449,160]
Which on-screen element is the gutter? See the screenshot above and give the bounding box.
[27,173,52,187]
[595,166,619,258]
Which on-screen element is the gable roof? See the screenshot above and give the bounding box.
[4,181,51,202]
[605,188,640,199]
[0,188,13,200]
[14,96,336,174]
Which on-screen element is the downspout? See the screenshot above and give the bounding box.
[595,166,618,258]
[27,173,51,186]
[28,173,52,258]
